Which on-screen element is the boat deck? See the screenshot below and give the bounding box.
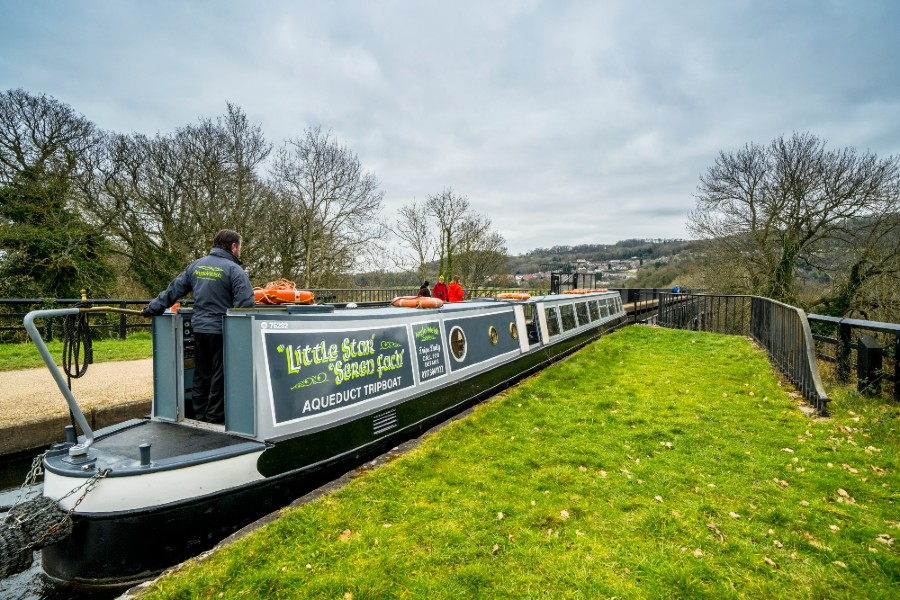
[91,420,251,462]
[44,419,266,478]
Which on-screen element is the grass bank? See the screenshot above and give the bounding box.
[140,326,898,599]
[0,333,153,371]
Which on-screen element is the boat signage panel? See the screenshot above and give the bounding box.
[263,325,414,424]
[411,320,446,382]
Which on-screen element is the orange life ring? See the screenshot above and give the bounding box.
[391,296,444,309]
[254,279,315,305]
[496,292,531,301]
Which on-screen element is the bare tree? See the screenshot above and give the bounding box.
[454,213,508,288]
[269,127,384,288]
[77,104,272,291]
[689,132,900,312]
[814,211,900,320]
[425,188,470,279]
[0,89,96,185]
[394,190,508,288]
[392,199,435,282]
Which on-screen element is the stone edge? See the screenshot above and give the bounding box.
[0,398,152,457]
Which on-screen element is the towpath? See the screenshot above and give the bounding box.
[0,359,153,455]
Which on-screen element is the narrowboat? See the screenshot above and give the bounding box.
[25,291,625,586]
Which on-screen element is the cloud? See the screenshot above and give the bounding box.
[1,0,899,254]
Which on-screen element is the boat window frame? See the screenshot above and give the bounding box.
[575,301,590,326]
[588,300,600,321]
[560,304,577,331]
[522,303,535,325]
[544,306,561,338]
[599,299,610,318]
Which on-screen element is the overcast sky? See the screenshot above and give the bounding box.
[2,1,898,255]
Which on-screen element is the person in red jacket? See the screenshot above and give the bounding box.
[432,275,449,302]
[448,275,465,302]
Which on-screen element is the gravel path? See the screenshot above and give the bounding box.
[0,359,153,423]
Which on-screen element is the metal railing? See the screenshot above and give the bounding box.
[806,314,899,401]
[0,288,552,341]
[607,288,700,324]
[657,293,831,415]
[0,298,158,342]
[656,293,751,335]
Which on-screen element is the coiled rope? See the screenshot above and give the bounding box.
[61,300,93,437]
[254,278,315,305]
[62,300,93,383]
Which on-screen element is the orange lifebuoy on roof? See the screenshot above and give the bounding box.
[254,279,315,305]
[391,296,444,309]
[496,292,531,301]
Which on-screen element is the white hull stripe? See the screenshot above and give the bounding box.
[44,451,265,513]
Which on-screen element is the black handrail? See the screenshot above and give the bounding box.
[657,293,831,415]
[807,313,900,402]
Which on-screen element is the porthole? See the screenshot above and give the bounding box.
[449,326,467,361]
[509,322,518,340]
[488,325,499,345]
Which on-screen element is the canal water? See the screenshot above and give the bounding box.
[0,453,125,600]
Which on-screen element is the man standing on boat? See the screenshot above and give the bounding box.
[141,229,255,424]
[432,275,449,302]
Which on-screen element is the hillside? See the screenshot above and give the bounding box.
[508,239,699,275]
[354,238,702,290]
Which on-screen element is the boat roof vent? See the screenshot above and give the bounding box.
[285,305,335,314]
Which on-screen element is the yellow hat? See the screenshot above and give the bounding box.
[439,275,444,281]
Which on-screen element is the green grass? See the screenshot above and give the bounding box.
[139,326,899,599]
[0,333,153,371]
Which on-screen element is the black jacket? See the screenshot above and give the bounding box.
[148,247,255,333]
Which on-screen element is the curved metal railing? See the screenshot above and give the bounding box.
[657,293,830,415]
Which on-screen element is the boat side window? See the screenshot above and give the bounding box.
[614,297,623,313]
[575,302,589,326]
[545,306,561,337]
[599,299,610,318]
[449,326,467,361]
[588,300,600,321]
[560,304,577,331]
[522,303,535,324]
[524,303,540,343]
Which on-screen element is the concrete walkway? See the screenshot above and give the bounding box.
[0,359,154,455]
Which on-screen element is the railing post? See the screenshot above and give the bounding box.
[856,335,883,396]
[119,300,128,339]
[836,323,852,383]
[894,333,900,403]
